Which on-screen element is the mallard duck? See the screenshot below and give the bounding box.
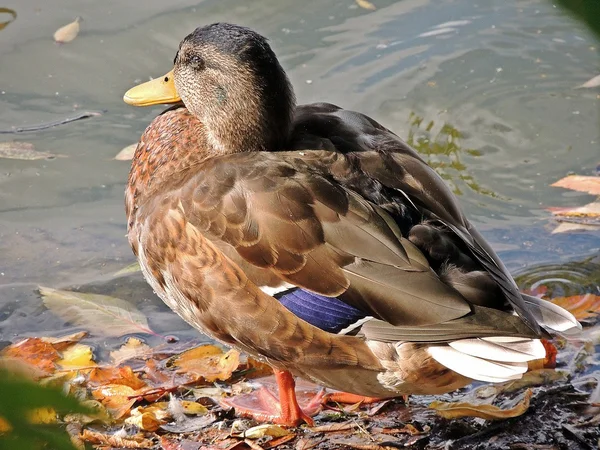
[123,23,580,426]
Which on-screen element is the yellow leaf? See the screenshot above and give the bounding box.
[0,416,11,432]
[153,400,207,416]
[27,407,57,424]
[58,343,96,369]
[54,17,81,43]
[91,384,137,419]
[240,424,290,439]
[355,0,376,10]
[429,389,533,420]
[125,411,163,431]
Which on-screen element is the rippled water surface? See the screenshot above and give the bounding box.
[0,0,598,342]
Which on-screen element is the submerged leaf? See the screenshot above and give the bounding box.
[429,389,533,420]
[114,143,138,161]
[0,141,59,160]
[109,337,152,365]
[1,337,61,375]
[57,343,96,369]
[551,175,600,195]
[39,286,155,337]
[54,17,81,43]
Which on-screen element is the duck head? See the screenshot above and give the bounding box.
[124,23,296,154]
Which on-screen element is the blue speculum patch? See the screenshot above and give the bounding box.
[277,288,366,333]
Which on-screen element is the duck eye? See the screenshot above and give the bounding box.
[189,55,205,70]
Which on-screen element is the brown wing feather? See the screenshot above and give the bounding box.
[179,152,472,326]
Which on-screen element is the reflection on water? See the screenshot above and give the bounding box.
[0,0,598,340]
[515,254,600,299]
[405,112,499,198]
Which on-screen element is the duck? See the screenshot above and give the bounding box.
[123,23,580,426]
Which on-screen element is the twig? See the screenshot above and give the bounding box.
[0,111,104,134]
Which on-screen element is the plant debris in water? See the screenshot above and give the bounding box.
[0,141,61,160]
[54,17,82,44]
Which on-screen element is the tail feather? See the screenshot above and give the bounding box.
[449,337,545,363]
[522,294,582,336]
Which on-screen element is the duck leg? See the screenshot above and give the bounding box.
[222,369,323,426]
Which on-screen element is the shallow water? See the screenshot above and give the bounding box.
[0,0,598,345]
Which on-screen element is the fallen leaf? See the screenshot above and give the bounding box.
[160,413,219,433]
[1,337,61,375]
[0,141,59,160]
[54,17,81,43]
[153,400,208,416]
[355,0,376,10]
[541,339,557,368]
[429,388,533,420]
[58,343,96,369]
[39,286,156,337]
[113,261,141,276]
[239,424,290,439]
[295,437,324,450]
[0,7,17,31]
[125,411,164,431]
[64,399,112,425]
[110,337,153,365]
[550,293,600,321]
[80,429,154,449]
[550,201,600,219]
[552,221,600,234]
[26,407,57,424]
[41,331,89,351]
[88,366,146,390]
[115,143,138,161]
[91,384,138,419]
[577,74,600,89]
[264,434,296,448]
[501,369,568,393]
[167,345,241,383]
[159,436,203,450]
[311,421,358,432]
[551,175,600,195]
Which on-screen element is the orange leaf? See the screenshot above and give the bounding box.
[551,175,600,195]
[88,366,146,390]
[167,344,241,383]
[91,384,137,419]
[1,338,60,375]
[541,339,557,368]
[550,294,600,321]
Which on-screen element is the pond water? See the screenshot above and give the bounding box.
[0,0,598,348]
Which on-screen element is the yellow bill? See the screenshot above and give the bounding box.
[123,70,181,106]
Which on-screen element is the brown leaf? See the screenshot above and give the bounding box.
[88,366,147,390]
[501,369,568,393]
[264,434,296,448]
[54,17,81,43]
[80,429,154,448]
[110,337,153,365]
[295,437,324,450]
[429,389,533,420]
[550,293,600,321]
[551,175,600,195]
[310,421,358,432]
[355,0,376,10]
[167,345,241,383]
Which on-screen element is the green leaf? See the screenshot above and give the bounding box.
[0,370,89,450]
[553,0,600,40]
[39,286,156,337]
